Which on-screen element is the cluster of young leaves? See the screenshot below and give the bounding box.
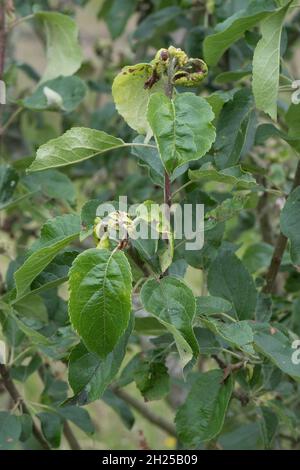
[1,0,300,451]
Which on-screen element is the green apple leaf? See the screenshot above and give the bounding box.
[147,92,215,174]
[252,2,291,120]
[203,0,277,66]
[28,128,125,172]
[35,11,83,82]
[69,249,132,358]
[141,276,199,368]
[175,370,233,447]
[112,63,165,135]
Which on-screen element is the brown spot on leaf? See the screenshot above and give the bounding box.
[144,69,160,89]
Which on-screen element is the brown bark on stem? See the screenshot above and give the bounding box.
[0,364,51,450]
[263,160,300,294]
[38,365,81,450]
[111,386,176,437]
[63,422,81,450]
[163,58,175,209]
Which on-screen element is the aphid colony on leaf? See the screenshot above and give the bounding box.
[111,45,209,136]
[93,211,133,250]
[145,46,208,89]
[92,203,172,252]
